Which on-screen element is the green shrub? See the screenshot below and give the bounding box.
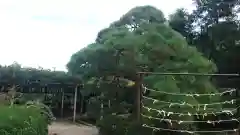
[0,105,48,135]
[97,115,149,135]
[25,100,56,124]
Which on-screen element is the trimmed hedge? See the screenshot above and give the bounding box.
[0,105,48,135]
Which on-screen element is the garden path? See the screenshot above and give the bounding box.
[49,121,98,135]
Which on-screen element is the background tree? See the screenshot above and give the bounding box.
[168,8,195,44]
[169,0,240,88]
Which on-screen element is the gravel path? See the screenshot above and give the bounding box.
[48,122,98,135]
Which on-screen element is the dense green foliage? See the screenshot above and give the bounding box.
[0,105,48,135]
[0,63,81,86]
[169,0,240,87]
[67,4,228,135]
[0,64,81,125]
[25,100,56,124]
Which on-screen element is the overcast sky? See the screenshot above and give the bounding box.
[0,0,193,71]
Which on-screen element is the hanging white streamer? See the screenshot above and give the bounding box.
[143,87,236,96]
[143,96,236,107]
[142,124,238,134]
[143,105,237,116]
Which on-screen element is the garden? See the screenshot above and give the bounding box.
[1,1,240,135]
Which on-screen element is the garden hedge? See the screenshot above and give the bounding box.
[0,105,48,135]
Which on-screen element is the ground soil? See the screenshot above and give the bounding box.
[48,121,98,135]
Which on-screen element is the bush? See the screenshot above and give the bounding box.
[25,100,56,124]
[97,115,149,135]
[0,105,48,135]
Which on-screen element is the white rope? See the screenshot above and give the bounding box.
[143,96,236,107]
[142,124,238,134]
[140,76,239,134]
[144,87,236,96]
[142,105,239,116]
[141,114,240,124]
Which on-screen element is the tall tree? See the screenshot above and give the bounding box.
[68,5,221,135]
[111,5,166,27]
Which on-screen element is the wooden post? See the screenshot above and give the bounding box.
[73,85,78,122]
[108,100,111,108]
[100,93,104,120]
[136,73,143,122]
[236,88,240,135]
[80,94,84,114]
[61,89,64,118]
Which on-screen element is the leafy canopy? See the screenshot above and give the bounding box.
[67,5,221,134]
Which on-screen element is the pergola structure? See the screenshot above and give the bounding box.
[0,65,83,122]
